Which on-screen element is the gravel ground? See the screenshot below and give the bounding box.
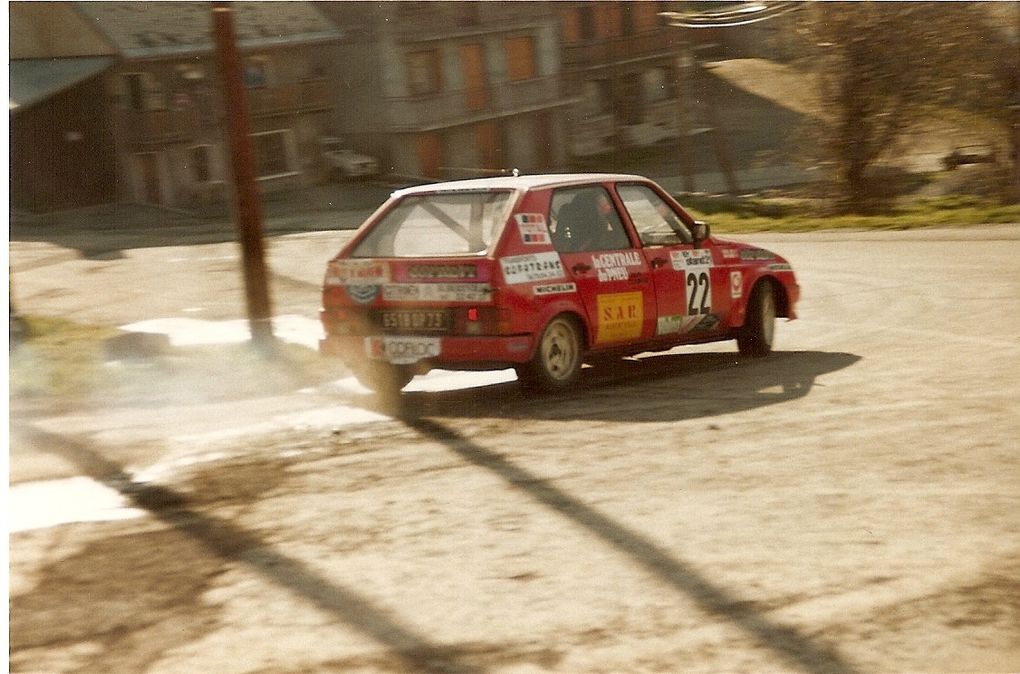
[8,224,1020,673]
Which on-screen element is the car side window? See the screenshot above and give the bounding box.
[550,186,631,253]
[617,184,693,246]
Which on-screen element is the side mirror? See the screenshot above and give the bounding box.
[692,220,710,244]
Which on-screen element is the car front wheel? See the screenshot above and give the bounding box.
[737,282,776,357]
[517,315,583,390]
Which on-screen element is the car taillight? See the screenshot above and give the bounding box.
[456,307,510,335]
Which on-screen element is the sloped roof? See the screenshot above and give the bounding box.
[9,2,117,59]
[75,1,342,59]
[9,57,115,111]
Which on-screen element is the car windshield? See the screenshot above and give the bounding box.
[351,191,514,257]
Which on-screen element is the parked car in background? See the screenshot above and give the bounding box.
[942,144,996,170]
[320,174,800,393]
[320,137,379,179]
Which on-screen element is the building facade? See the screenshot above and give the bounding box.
[557,2,686,157]
[321,2,574,180]
[11,1,342,211]
[77,1,342,209]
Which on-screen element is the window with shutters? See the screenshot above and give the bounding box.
[407,49,443,96]
[123,72,166,111]
[505,36,536,82]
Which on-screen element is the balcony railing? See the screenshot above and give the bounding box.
[387,5,551,41]
[385,75,565,131]
[114,79,332,144]
[246,78,331,117]
[562,30,677,70]
[114,107,207,145]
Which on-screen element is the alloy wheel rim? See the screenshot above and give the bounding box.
[544,322,577,380]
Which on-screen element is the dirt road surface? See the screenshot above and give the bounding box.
[8,225,1020,673]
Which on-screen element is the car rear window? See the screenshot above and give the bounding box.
[351,191,514,257]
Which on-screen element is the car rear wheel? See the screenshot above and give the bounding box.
[737,282,776,357]
[351,360,414,395]
[517,315,583,390]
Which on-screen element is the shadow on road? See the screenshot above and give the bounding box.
[11,349,862,672]
[368,350,861,424]
[407,416,862,674]
[11,424,485,674]
[354,350,865,671]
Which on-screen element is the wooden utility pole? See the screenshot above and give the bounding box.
[212,1,274,349]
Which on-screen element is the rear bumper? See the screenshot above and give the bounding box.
[320,333,534,369]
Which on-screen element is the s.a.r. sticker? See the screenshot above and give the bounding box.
[515,214,551,245]
[597,291,643,343]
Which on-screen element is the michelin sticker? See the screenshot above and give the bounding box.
[534,282,577,296]
[515,214,551,245]
[383,283,493,303]
[501,252,565,284]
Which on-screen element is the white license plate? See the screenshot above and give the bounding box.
[366,336,441,364]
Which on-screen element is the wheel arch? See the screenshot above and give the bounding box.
[530,301,590,358]
[735,274,790,327]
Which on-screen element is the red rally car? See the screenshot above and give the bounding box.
[320,174,799,392]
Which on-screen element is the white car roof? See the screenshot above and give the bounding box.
[392,173,651,197]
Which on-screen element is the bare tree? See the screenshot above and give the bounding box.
[803,2,1018,209]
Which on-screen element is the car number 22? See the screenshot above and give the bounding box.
[686,271,711,316]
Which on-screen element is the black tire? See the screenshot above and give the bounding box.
[351,361,413,394]
[517,315,583,390]
[737,282,777,357]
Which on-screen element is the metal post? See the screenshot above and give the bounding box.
[211,1,274,349]
[676,48,696,193]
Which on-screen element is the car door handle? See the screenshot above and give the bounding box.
[650,258,668,269]
[572,263,592,274]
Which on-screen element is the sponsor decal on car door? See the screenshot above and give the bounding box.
[549,185,656,344]
[644,244,729,336]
